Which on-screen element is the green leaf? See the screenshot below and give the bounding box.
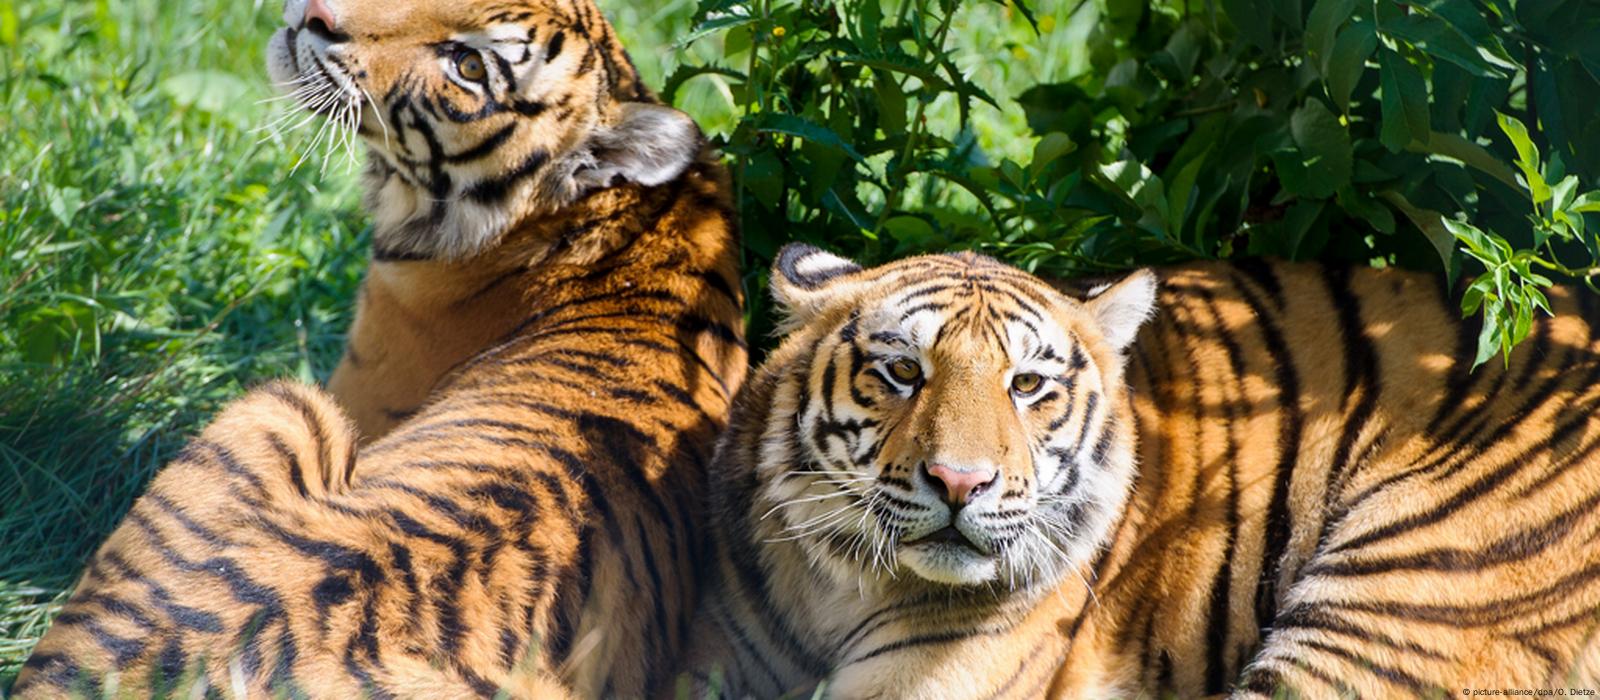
[854,0,883,46]
[1030,133,1077,176]
[1221,0,1275,50]
[743,149,785,210]
[883,215,937,246]
[1283,199,1327,260]
[1497,111,1550,205]
[1418,0,1516,67]
[1472,302,1501,370]
[661,64,745,104]
[1098,160,1169,233]
[1378,190,1454,269]
[1551,175,1580,213]
[1378,48,1430,152]
[1305,0,1356,71]
[753,113,867,163]
[1289,100,1353,195]
[1443,217,1496,259]
[836,53,955,93]
[1104,0,1147,36]
[45,185,85,227]
[1154,21,1203,81]
[1513,297,1533,346]
[1326,20,1377,113]
[1164,151,1210,238]
[1336,186,1396,234]
[1382,12,1513,78]
[1572,191,1600,214]
[678,13,758,48]
[1462,272,1493,314]
[872,74,907,135]
[1017,83,1095,137]
[1404,130,1521,191]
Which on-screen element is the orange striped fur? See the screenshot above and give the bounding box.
[683,252,1600,698]
[17,0,745,696]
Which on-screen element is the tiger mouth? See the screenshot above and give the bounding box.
[905,525,986,554]
[281,28,358,116]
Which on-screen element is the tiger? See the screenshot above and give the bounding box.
[678,246,1600,699]
[14,0,745,697]
[299,0,706,442]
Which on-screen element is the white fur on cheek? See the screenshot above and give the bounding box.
[265,30,296,87]
[282,0,308,26]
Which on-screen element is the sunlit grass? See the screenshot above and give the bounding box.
[0,0,1083,685]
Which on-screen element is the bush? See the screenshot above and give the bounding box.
[670,0,1600,364]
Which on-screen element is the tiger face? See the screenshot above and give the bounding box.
[266,0,702,260]
[759,245,1157,590]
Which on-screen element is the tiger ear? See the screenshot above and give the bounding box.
[575,103,702,189]
[770,243,864,330]
[1084,269,1158,352]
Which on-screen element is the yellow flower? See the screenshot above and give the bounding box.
[1039,15,1056,33]
[772,26,786,38]
[1012,46,1028,60]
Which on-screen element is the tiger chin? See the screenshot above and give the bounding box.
[678,244,1158,698]
[18,0,745,697]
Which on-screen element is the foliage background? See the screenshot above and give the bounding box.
[2,0,1598,685]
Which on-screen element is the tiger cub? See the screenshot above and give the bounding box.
[16,0,744,697]
[682,248,1600,698]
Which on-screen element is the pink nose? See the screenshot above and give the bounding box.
[303,0,340,36]
[923,464,997,505]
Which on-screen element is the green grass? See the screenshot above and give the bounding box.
[0,0,1087,685]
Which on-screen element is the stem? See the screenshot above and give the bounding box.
[1525,254,1600,279]
[870,97,929,237]
[734,0,767,250]
[868,0,951,238]
[1172,100,1237,117]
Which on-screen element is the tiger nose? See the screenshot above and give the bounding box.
[302,0,346,42]
[921,463,997,506]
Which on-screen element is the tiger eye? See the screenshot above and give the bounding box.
[455,50,487,82]
[888,358,922,384]
[1011,372,1044,396]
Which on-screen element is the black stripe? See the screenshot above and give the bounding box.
[466,148,550,202]
[775,243,860,289]
[1314,264,1380,539]
[444,122,517,163]
[1228,266,1303,634]
[267,431,310,497]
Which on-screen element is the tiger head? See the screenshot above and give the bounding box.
[755,245,1157,591]
[265,0,703,260]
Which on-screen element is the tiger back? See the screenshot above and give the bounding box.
[16,0,746,696]
[681,251,1600,698]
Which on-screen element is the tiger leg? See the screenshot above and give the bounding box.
[14,381,360,697]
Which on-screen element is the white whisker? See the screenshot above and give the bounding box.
[359,84,392,150]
